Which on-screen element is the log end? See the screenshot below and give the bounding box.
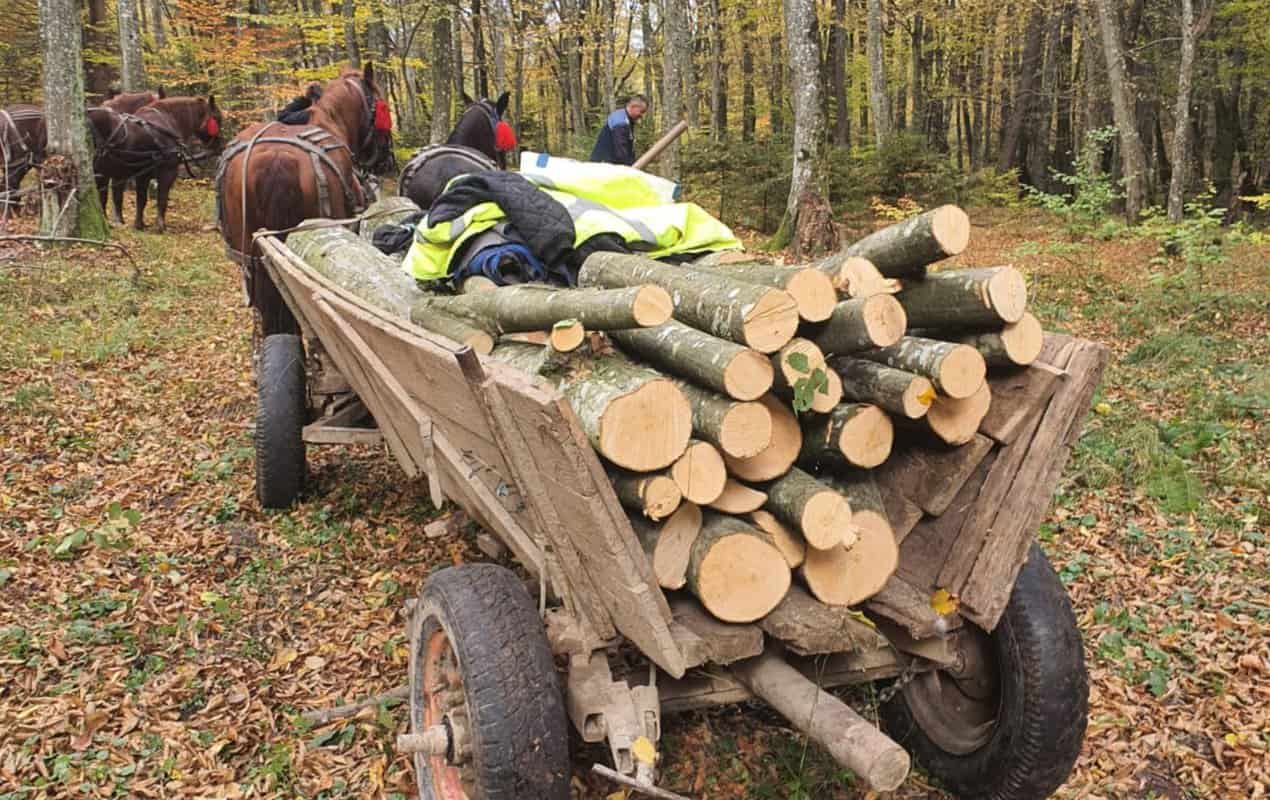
[718,401,776,459]
[652,502,703,590]
[837,509,899,606]
[801,490,855,550]
[672,441,728,505]
[723,395,802,481]
[723,349,777,401]
[932,205,971,257]
[903,376,937,419]
[458,275,498,294]
[599,379,693,471]
[742,289,801,353]
[748,509,806,569]
[786,268,838,322]
[987,266,1029,324]
[642,475,684,520]
[774,338,826,388]
[938,344,988,399]
[707,479,768,514]
[863,294,907,349]
[633,284,675,327]
[810,368,844,414]
[696,534,791,622]
[927,381,992,445]
[549,320,587,353]
[1000,312,1044,366]
[837,404,894,469]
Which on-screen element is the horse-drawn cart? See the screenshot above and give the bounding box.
[254,231,1108,800]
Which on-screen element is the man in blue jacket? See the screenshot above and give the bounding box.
[590,95,648,165]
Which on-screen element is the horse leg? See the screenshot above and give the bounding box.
[96,174,112,223]
[154,167,175,233]
[110,178,126,225]
[133,175,149,230]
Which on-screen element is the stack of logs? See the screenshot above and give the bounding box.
[291,203,1048,627]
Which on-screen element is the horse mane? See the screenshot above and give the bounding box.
[313,68,376,146]
[144,97,208,137]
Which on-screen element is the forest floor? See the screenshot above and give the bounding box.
[0,182,1266,800]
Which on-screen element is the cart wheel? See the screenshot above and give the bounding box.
[255,334,306,509]
[880,543,1088,800]
[407,564,570,800]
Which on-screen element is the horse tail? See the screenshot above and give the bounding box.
[250,152,305,336]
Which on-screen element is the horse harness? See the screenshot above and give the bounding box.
[398,144,497,193]
[91,107,196,178]
[1,108,42,184]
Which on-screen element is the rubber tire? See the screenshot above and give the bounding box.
[881,543,1088,800]
[410,564,570,800]
[255,334,306,509]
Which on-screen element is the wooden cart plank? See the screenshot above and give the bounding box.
[897,449,998,589]
[877,480,924,544]
[874,433,994,516]
[758,585,889,656]
[978,361,1066,444]
[670,597,763,666]
[866,573,958,639]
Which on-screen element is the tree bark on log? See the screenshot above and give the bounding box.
[858,336,986,399]
[290,226,425,319]
[668,440,728,505]
[812,471,899,605]
[674,380,773,459]
[410,308,495,354]
[490,342,692,471]
[415,284,672,333]
[922,382,993,445]
[799,403,894,470]
[687,512,791,623]
[358,196,421,241]
[724,394,803,482]
[611,470,683,520]
[896,267,1028,327]
[707,479,768,514]
[809,295,907,356]
[609,320,774,401]
[763,467,856,550]
[942,312,1044,367]
[689,260,837,322]
[747,509,806,568]
[579,252,800,353]
[631,502,702,590]
[830,358,935,419]
[844,205,971,277]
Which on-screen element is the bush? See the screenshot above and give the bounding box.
[1025,126,1121,235]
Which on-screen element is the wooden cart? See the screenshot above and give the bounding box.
[255,233,1109,800]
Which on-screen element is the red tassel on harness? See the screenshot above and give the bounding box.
[494,120,517,152]
[374,100,392,132]
[203,116,219,137]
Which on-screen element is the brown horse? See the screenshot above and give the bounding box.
[217,63,391,335]
[89,95,223,231]
[1,104,47,209]
[101,87,165,114]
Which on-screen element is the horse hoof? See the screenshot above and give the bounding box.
[133,222,146,231]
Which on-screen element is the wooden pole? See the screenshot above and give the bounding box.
[634,119,690,170]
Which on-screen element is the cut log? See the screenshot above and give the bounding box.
[290,225,424,319]
[674,380,773,458]
[771,338,826,391]
[609,320,774,401]
[490,343,691,471]
[358,195,421,240]
[957,312,1044,367]
[814,254,902,298]
[669,597,764,665]
[858,336,986,399]
[410,308,496,354]
[810,295,907,355]
[578,252,800,353]
[689,260,837,322]
[814,369,845,414]
[922,382,993,445]
[799,403,894,470]
[723,394,803,482]
[414,284,673,333]
[611,470,683,520]
[458,275,498,294]
[733,649,911,791]
[548,320,587,353]
[630,502,703,590]
[845,205,971,277]
[764,467,856,550]
[747,509,806,568]
[815,472,899,605]
[830,358,935,419]
[897,266,1028,327]
[687,513,792,623]
[757,585,889,655]
[668,439,727,505]
[707,479,768,514]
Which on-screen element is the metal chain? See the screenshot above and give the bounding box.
[876,656,923,705]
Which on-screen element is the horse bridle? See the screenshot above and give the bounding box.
[343,77,380,162]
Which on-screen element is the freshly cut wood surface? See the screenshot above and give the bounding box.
[845,205,971,277]
[955,312,1045,367]
[611,470,683,520]
[723,394,803,481]
[687,513,791,623]
[764,467,856,550]
[675,380,773,458]
[810,295,907,355]
[409,308,495,354]
[830,357,935,419]
[457,275,497,294]
[691,260,838,322]
[491,343,692,471]
[631,503,703,590]
[799,403,894,469]
[747,509,806,568]
[548,320,586,353]
[924,382,992,445]
[818,472,899,605]
[897,266,1028,327]
[669,440,727,504]
[771,338,826,390]
[610,320,774,401]
[859,336,986,399]
[579,252,800,352]
[707,479,768,513]
[814,254,902,298]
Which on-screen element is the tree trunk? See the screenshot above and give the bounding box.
[343,0,360,67]
[489,0,508,92]
[922,382,992,445]
[996,5,1045,175]
[747,510,805,568]
[85,0,112,97]
[799,402,893,469]
[38,0,108,239]
[844,204,971,277]
[578,253,800,353]
[687,513,791,623]
[431,12,453,143]
[415,284,672,333]
[1092,0,1148,221]
[783,0,827,231]
[609,321,775,402]
[941,312,1044,368]
[117,0,145,90]
[660,0,690,177]
[809,295,907,356]
[741,18,756,142]
[641,1,656,103]
[723,394,802,482]
[866,0,890,146]
[452,6,466,99]
[805,472,898,606]
[768,32,785,138]
[708,0,727,140]
[673,381,774,459]
[829,357,935,419]
[471,0,488,98]
[1052,1,1075,178]
[813,253,900,298]
[763,466,856,550]
[895,266,1029,328]
[859,336,986,399]
[290,227,425,318]
[831,0,849,147]
[149,0,167,49]
[1028,6,1064,189]
[1167,0,1197,223]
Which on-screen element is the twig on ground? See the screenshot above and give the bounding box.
[299,684,409,726]
[0,234,142,284]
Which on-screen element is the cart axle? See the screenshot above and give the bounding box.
[396,725,450,757]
